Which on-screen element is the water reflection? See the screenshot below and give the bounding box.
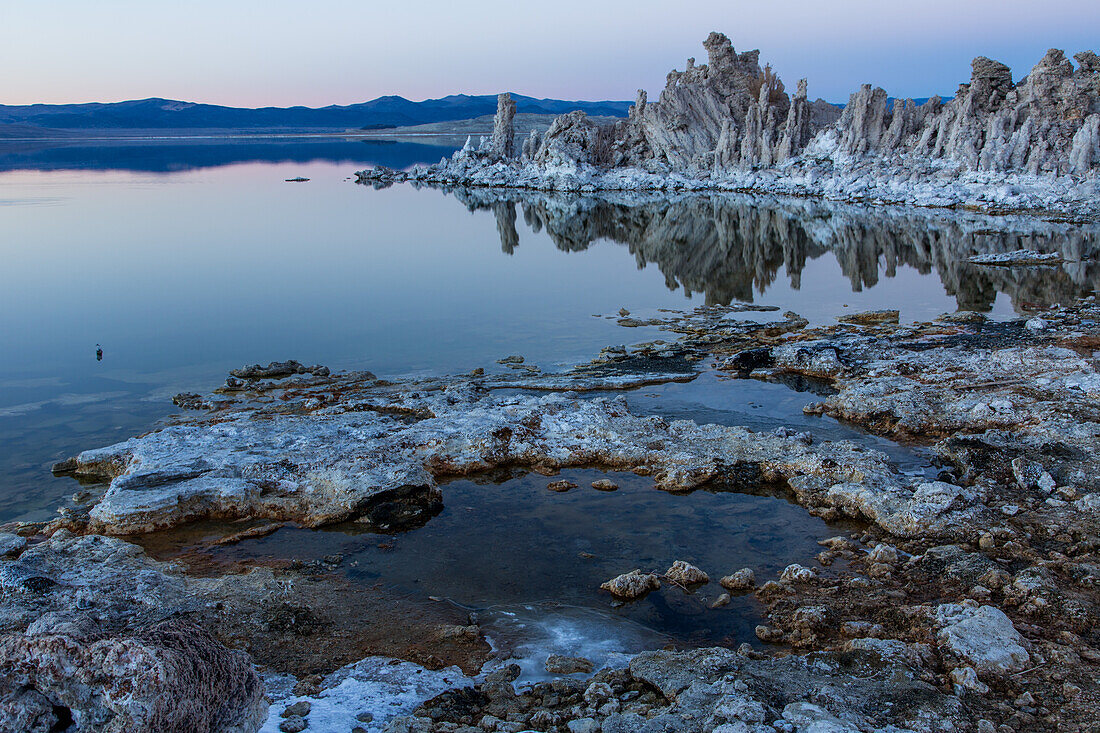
[444,188,1100,312]
[0,137,458,173]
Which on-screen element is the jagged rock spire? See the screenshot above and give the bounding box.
[490,92,517,159]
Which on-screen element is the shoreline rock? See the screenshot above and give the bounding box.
[15,291,1100,729]
[358,34,1100,219]
[599,570,660,600]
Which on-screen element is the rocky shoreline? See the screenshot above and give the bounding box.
[357,33,1100,220]
[2,289,1100,730]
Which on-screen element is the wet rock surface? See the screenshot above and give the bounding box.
[47,350,960,540]
[10,283,1100,728]
[659,296,1100,730]
[395,646,965,733]
[600,570,660,600]
[0,529,490,731]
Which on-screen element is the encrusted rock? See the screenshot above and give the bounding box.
[663,560,709,586]
[838,309,899,325]
[57,364,970,538]
[779,564,816,583]
[0,533,26,559]
[0,618,265,733]
[379,33,1100,218]
[544,654,594,675]
[935,603,1030,675]
[867,543,898,565]
[600,569,660,599]
[719,568,756,592]
[490,93,517,160]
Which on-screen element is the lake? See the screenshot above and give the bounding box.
[3,133,1098,657]
[2,136,1097,524]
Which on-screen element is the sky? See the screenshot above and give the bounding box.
[1,0,1097,107]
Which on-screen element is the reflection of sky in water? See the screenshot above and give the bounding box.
[0,140,1079,522]
[0,137,462,174]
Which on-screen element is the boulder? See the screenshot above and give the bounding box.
[664,560,709,586]
[935,603,1030,675]
[600,570,660,599]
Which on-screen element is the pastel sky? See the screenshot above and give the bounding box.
[2,0,1097,107]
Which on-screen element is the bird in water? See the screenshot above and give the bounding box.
[96,344,103,361]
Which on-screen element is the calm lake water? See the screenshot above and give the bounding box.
[2,136,1097,529]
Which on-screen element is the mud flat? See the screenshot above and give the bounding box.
[358,33,1100,219]
[4,296,1100,730]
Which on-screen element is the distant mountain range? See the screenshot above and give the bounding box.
[0,94,633,133]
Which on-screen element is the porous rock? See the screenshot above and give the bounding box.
[600,570,660,599]
[719,568,755,592]
[382,34,1100,218]
[0,618,265,733]
[490,93,517,160]
[58,368,976,539]
[664,560,709,586]
[545,654,594,675]
[0,531,267,733]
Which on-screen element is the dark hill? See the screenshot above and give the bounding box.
[0,94,632,131]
